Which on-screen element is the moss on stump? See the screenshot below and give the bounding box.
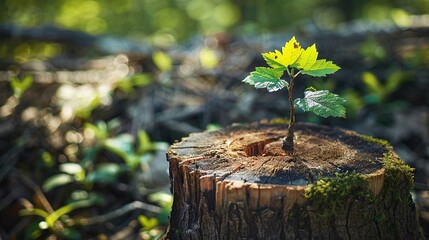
[164,122,423,239]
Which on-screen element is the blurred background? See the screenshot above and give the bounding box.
[1,0,429,239]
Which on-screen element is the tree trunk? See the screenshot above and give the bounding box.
[164,122,423,240]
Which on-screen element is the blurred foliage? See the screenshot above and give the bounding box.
[0,41,62,63]
[1,0,429,239]
[20,192,105,239]
[152,51,173,72]
[1,0,428,46]
[360,36,387,65]
[0,66,172,238]
[116,73,152,93]
[361,71,410,104]
[10,74,33,99]
[199,47,219,69]
[43,122,164,236]
[21,119,171,239]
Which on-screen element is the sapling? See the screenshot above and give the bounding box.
[243,36,346,154]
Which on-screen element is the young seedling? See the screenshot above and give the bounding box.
[243,36,346,154]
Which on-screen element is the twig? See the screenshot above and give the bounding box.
[76,201,162,226]
[0,140,24,182]
[14,170,65,231]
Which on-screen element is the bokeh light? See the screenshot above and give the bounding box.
[0,0,428,46]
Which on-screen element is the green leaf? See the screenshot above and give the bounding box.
[242,67,288,92]
[103,134,142,169]
[60,163,85,181]
[45,193,103,228]
[103,134,134,160]
[137,130,155,154]
[385,71,408,94]
[86,163,126,184]
[148,192,173,225]
[43,174,75,192]
[152,51,172,72]
[80,146,99,169]
[138,215,159,230]
[295,89,346,118]
[41,150,54,168]
[84,121,108,141]
[59,163,83,175]
[362,71,383,96]
[200,47,218,69]
[148,192,173,209]
[19,208,49,218]
[116,74,152,93]
[300,59,340,77]
[10,75,33,98]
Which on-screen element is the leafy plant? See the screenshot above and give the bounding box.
[361,71,409,104]
[34,120,170,239]
[116,73,152,93]
[19,192,105,239]
[243,36,346,153]
[152,51,173,72]
[10,74,33,99]
[43,121,166,192]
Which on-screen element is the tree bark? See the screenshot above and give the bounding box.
[164,122,423,240]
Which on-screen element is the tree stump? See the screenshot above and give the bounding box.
[164,122,423,239]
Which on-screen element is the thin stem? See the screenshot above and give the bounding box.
[282,72,296,154]
[293,70,301,78]
[285,67,291,76]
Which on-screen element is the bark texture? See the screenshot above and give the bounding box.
[165,122,423,239]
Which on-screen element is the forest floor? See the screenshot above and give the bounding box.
[0,25,428,239]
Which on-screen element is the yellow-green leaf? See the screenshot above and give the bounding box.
[200,47,219,69]
[262,36,303,68]
[281,36,303,66]
[10,75,33,98]
[137,130,155,154]
[138,215,159,230]
[152,51,172,72]
[300,59,340,77]
[362,71,383,95]
[296,44,318,69]
[262,50,286,68]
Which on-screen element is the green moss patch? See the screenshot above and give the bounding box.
[304,150,415,218]
[382,153,414,195]
[357,133,391,148]
[265,118,290,125]
[304,172,373,217]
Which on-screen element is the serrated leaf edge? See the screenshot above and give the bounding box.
[295,90,346,118]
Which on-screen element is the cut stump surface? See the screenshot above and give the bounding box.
[165,122,423,240]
